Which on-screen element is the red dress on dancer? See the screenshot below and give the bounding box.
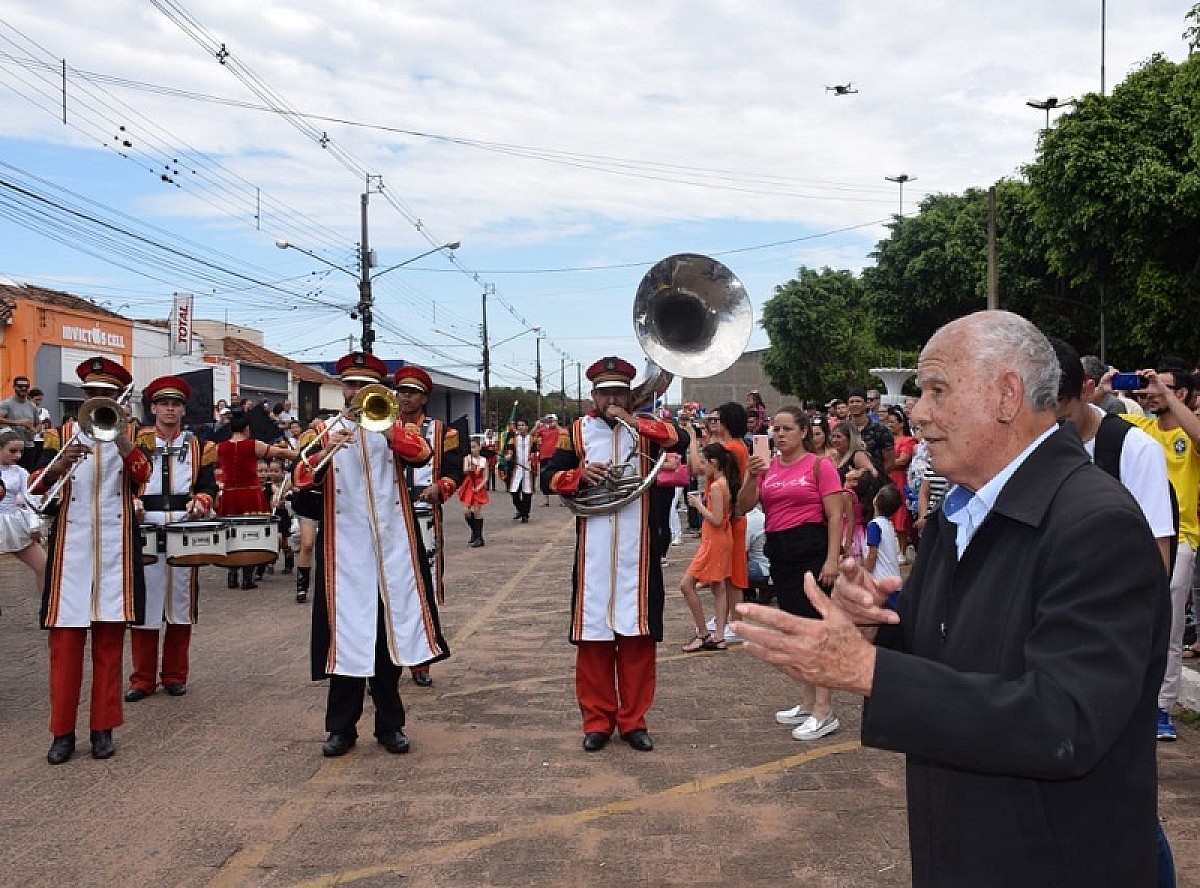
[216,438,268,515]
[457,455,490,507]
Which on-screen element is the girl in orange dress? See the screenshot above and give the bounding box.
[680,443,739,652]
[457,438,490,547]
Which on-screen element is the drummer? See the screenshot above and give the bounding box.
[215,408,296,590]
[393,365,463,689]
[124,375,218,703]
[29,356,151,764]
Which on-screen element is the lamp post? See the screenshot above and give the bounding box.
[884,174,916,217]
[276,230,458,355]
[1026,96,1073,130]
[534,331,545,419]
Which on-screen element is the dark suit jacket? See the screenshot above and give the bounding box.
[865,426,1169,887]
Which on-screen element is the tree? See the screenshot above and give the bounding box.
[759,266,879,400]
[1026,51,1200,364]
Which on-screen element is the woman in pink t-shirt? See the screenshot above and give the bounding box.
[737,406,845,742]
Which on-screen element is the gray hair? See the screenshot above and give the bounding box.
[928,311,1061,412]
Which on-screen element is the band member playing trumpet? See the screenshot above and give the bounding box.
[124,376,218,703]
[541,357,688,753]
[30,357,151,765]
[293,352,450,758]
[393,365,462,689]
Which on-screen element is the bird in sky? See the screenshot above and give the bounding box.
[825,83,859,96]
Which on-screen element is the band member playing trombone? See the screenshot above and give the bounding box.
[30,357,151,764]
[125,376,218,704]
[541,357,688,753]
[393,364,462,688]
[293,352,450,758]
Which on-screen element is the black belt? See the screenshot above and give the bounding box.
[141,494,191,511]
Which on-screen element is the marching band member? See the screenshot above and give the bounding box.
[393,365,462,688]
[30,357,151,764]
[541,357,688,753]
[294,352,450,758]
[124,376,218,703]
[505,419,535,522]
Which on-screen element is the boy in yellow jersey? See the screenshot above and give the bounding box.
[1114,363,1200,742]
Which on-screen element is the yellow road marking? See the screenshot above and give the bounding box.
[287,739,863,887]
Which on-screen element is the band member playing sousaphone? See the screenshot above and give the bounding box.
[293,351,450,758]
[124,376,218,704]
[541,356,689,753]
[392,364,462,688]
[30,357,152,764]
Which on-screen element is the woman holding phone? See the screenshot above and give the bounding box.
[737,406,844,741]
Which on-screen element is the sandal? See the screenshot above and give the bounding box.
[701,636,728,651]
[1183,644,1196,660]
[682,632,713,653]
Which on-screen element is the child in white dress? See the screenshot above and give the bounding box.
[0,430,47,599]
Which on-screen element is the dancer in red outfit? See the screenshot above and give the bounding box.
[458,437,490,547]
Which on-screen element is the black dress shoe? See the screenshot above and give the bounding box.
[621,729,654,752]
[227,571,239,589]
[241,579,258,590]
[89,729,115,760]
[164,683,187,696]
[512,513,523,520]
[322,732,356,757]
[376,729,411,754]
[47,733,75,765]
[582,732,609,752]
[412,670,433,687]
[295,590,308,603]
[123,687,151,703]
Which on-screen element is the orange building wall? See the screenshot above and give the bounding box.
[1,302,134,385]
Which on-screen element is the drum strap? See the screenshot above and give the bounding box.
[142,494,191,511]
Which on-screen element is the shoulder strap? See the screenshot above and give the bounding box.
[1093,413,1133,481]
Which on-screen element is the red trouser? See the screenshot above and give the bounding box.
[575,635,657,736]
[129,624,192,692]
[48,623,126,736]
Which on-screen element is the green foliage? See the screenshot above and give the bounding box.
[759,267,880,400]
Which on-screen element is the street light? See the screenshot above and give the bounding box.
[1025,96,1074,130]
[276,236,459,354]
[884,174,916,217]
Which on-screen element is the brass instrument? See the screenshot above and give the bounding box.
[564,254,753,517]
[302,384,399,476]
[34,382,135,515]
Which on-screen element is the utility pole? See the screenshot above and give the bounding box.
[535,333,543,419]
[357,178,375,354]
[576,361,583,417]
[560,357,566,417]
[480,284,493,431]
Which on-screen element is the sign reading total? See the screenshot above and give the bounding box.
[171,292,193,355]
[61,323,127,350]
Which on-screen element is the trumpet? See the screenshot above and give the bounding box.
[35,382,134,515]
[300,384,399,477]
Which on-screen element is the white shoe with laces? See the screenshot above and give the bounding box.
[774,704,812,725]
[791,713,840,741]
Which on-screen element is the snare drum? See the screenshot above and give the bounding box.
[221,515,278,567]
[164,520,227,566]
[139,523,163,565]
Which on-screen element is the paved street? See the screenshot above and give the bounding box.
[0,497,1196,887]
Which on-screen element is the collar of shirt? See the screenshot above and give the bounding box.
[942,425,1055,559]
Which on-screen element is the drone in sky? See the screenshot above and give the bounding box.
[825,83,859,96]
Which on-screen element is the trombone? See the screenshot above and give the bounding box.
[35,382,135,515]
[293,383,398,479]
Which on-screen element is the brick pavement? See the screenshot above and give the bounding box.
[0,498,1195,887]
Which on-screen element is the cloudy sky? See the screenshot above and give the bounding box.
[0,0,1191,393]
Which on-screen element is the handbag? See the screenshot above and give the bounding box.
[655,453,691,487]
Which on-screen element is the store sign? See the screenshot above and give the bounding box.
[170,292,193,355]
[61,323,126,350]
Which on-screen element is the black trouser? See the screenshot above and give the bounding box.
[765,523,831,619]
[324,603,405,738]
[510,490,532,518]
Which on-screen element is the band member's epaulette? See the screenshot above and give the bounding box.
[41,427,61,450]
[298,429,320,450]
[199,439,218,466]
[443,426,459,452]
[135,426,158,451]
[555,428,569,452]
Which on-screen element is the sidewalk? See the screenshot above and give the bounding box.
[0,503,1196,887]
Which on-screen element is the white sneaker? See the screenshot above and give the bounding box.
[660,557,669,567]
[774,704,812,725]
[706,617,717,633]
[723,628,743,644]
[791,713,840,741]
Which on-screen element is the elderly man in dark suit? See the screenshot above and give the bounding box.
[734,310,1169,887]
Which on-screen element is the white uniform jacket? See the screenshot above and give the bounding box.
[506,434,535,494]
[33,420,152,628]
[136,428,218,628]
[296,417,450,679]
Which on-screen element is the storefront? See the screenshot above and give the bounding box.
[0,283,134,424]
